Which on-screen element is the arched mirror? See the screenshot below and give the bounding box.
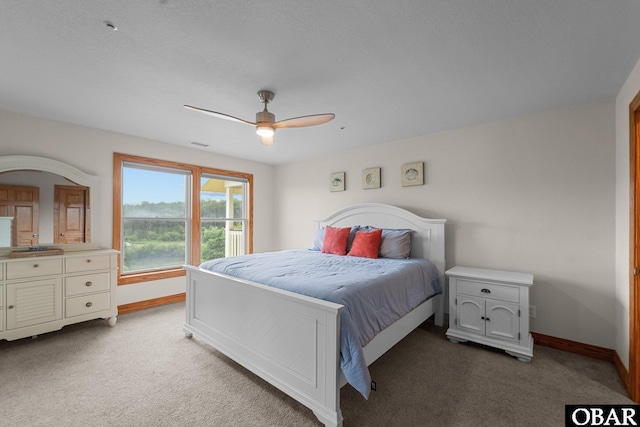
[0,155,98,250]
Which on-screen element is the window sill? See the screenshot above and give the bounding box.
[118,267,186,285]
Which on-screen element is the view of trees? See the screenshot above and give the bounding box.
[122,198,243,272]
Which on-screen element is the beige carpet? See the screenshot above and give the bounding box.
[0,302,632,426]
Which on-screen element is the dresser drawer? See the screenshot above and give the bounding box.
[65,292,110,317]
[457,279,519,303]
[66,272,110,297]
[7,258,63,280]
[66,255,112,273]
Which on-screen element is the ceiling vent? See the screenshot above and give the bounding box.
[189,141,210,148]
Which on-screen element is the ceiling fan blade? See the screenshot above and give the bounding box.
[184,105,256,126]
[273,113,335,129]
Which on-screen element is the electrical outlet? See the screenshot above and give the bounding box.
[529,305,536,318]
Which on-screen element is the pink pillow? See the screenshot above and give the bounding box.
[322,226,351,255]
[347,229,383,259]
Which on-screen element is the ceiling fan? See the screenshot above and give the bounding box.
[185,90,335,146]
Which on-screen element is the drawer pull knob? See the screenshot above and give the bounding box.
[86,259,92,263]
[85,281,92,287]
[33,264,39,268]
[86,302,93,308]
[481,288,491,293]
[8,305,14,309]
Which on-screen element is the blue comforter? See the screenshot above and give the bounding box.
[199,249,441,398]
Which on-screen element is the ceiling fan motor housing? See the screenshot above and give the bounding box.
[256,110,275,125]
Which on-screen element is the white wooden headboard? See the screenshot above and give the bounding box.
[314,203,447,284]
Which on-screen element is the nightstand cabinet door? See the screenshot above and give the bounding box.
[458,295,486,335]
[486,300,519,342]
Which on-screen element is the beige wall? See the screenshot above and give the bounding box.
[615,57,640,368]
[275,99,616,349]
[0,109,276,306]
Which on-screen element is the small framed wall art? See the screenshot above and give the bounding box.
[329,172,345,192]
[401,162,424,187]
[362,167,381,189]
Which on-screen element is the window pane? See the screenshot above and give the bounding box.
[201,176,244,219]
[200,220,245,263]
[124,167,187,218]
[200,175,246,263]
[122,219,186,272]
[201,221,225,261]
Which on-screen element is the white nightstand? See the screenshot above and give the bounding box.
[445,266,534,362]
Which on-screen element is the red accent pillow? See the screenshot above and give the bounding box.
[347,229,383,259]
[322,226,351,255]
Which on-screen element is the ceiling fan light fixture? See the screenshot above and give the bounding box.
[260,135,274,146]
[256,126,275,137]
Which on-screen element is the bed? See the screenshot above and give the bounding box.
[183,203,446,426]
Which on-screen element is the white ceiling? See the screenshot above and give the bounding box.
[1,1,640,165]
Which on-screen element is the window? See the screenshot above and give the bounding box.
[113,153,253,285]
[200,174,247,260]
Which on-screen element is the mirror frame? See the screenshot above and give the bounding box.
[0,155,99,252]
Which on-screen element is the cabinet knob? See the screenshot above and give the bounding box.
[8,305,14,309]
[85,281,92,287]
[85,302,93,308]
[86,259,92,263]
[481,288,491,294]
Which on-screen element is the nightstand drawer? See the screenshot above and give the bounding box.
[66,273,110,297]
[7,259,63,280]
[66,255,111,273]
[457,279,519,303]
[65,292,110,317]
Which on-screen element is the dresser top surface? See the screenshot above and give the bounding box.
[0,248,118,262]
[446,266,534,286]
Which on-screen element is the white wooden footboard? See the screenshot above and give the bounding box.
[183,265,345,427]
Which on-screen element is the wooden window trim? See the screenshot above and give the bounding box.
[113,153,253,286]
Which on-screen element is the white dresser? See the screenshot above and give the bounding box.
[0,249,117,341]
[445,266,534,362]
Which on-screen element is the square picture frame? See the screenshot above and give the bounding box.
[362,167,381,189]
[329,172,345,192]
[401,162,424,187]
